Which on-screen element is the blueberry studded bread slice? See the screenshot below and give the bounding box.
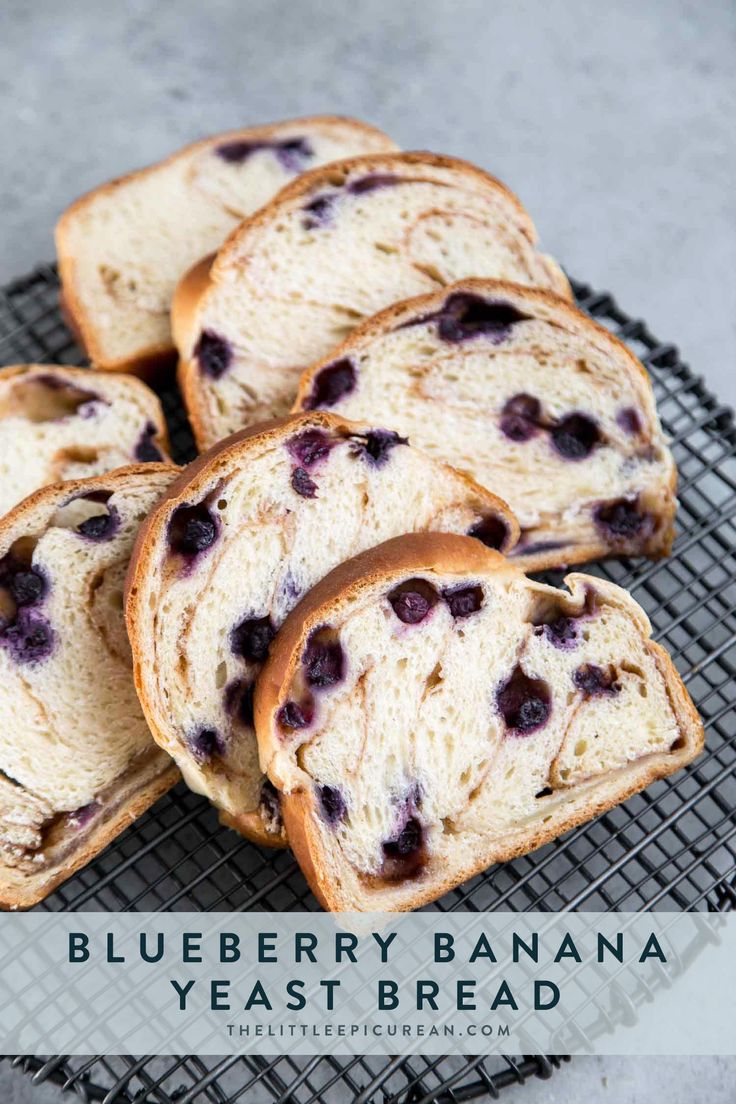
[0,464,180,908]
[173,152,570,449]
[0,364,170,518]
[256,534,703,912]
[56,116,396,375]
[293,280,676,571]
[125,412,518,847]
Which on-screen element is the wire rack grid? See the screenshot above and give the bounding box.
[0,263,734,1103]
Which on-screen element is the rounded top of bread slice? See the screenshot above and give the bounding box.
[125,412,518,846]
[256,533,703,912]
[173,151,570,448]
[56,115,397,374]
[0,364,170,517]
[292,279,677,570]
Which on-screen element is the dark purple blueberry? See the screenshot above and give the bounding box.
[225,679,255,728]
[135,422,164,462]
[500,393,542,442]
[77,508,118,542]
[287,429,332,468]
[467,514,509,551]
[318,784,347,826]
[231,615,275,663]
[535,786,553,799]
[278,699,314,730]
[193,330,232,380]
[168,504,218,557]
[382,817,426,880]
[68,802,99,828]
[302,193,335,228]
[512,537,567,557]
[442,584,484,618]
[407,292,529,345]
[215,136,312,171]
[551,413,600,460]
[187,727,224,764]
[617,407,643,435]
[291,467,318,498]
[9,570,46,607]
[347,173,399,194]
[594,497,651,542]
[303,634,344,688]
[496,665,551,735]
[388,579,439,625]
[303,358,356,409]
[539,616,578,649]
[573,663,621,697]
[0,610,54,664]
[355,428,408,466]
[259,779,283,832]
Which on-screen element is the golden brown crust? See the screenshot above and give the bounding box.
[125,416,518,849]
[55,116,397,375]
[218,810,286,848]
[256,533,704,912]
[0,463,182,909]
[174,153,572,449]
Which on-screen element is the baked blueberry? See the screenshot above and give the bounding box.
[539,616,578,649]
[302,193,335,228]
[551,413,600,460]
[68,801,99,828]
[134,422,164,462]
[187,726,224,764]
[318,784,347,826]
[168,503,218,557]
[278,700,314,730]
[382,816,426,880]
[467,514,509,551]
[356,429,408,466]
[194,330,233,380]
[442,583,484,618]
[1,609,54,664]
[77,508,118,541]
[259,779,282,832]
[347,173,399,194]
[411,292,529,344]
[303,358,356,409]
[617,407,643,435]
[388,579,439,625]
[215,136,312,171]
[573,663,621,697]
[225,679,255,727]
[291,467,318,498]
[287,429,332,468]
[496,665,551,734]
[303,634,344,688]
[9,570,46,607]
[500,393,542,442]
[594,497,651,542]
[231,615,275,663]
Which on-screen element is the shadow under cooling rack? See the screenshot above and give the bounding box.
[1,264,735,1103]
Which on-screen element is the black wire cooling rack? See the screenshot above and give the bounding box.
[1,263,735,1103]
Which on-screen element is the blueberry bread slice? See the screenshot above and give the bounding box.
[125,412,518,847]
[257,534,703,912]
[56,116,396,375]
[0,364,170,517]
[0,464,180,908]
[173,152,570,448]
[293,280,676,571]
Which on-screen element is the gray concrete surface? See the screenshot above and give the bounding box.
[1,1,735,1100]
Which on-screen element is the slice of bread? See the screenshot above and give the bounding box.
[256,534,704,912]
[293,280,676,571]
[0,364,170,518]
[173,152,571,449]
[0,464,180,908]
[125,413,518,847]
[56,116,396,375]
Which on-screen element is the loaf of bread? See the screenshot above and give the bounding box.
[173,152,571,449]
[0,465,180,908]
[125,413,518,846]
[293,280,676,571]
[56,116,396,375]
[256,534,703,912]
[0,364,169,518]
